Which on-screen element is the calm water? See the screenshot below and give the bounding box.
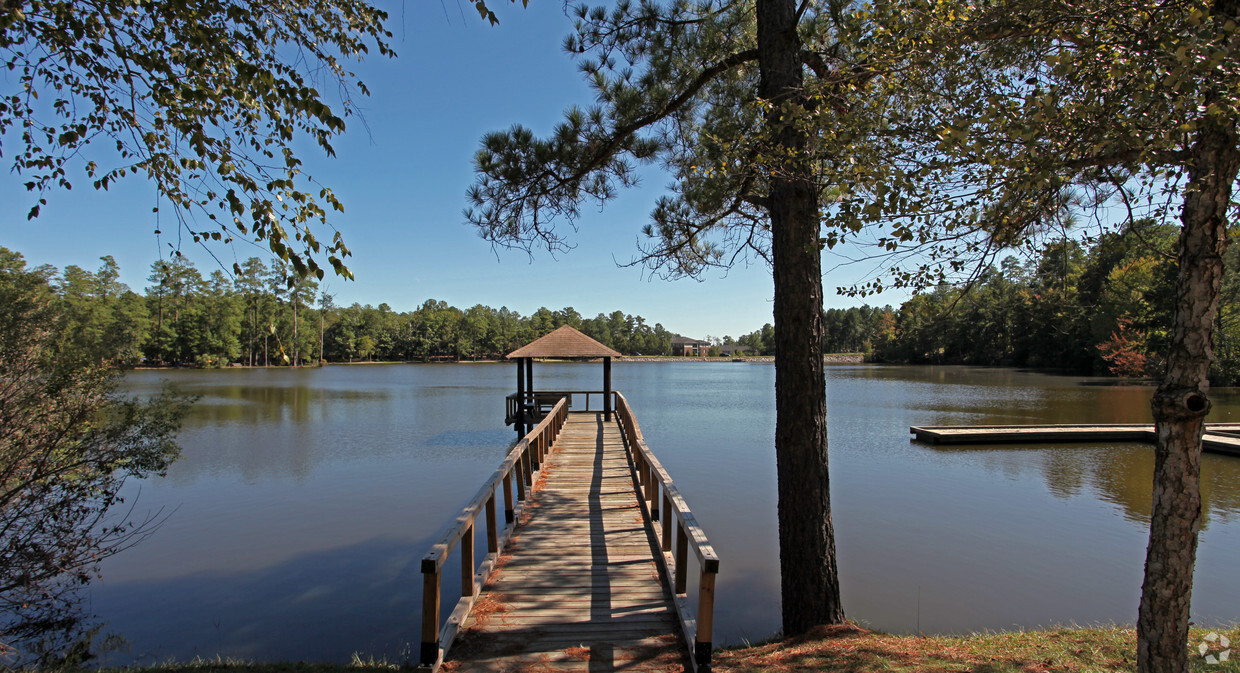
[94,363,1240,665]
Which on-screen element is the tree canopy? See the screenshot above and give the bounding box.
[1,0,393,281]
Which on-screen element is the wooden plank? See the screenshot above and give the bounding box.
[450,638,682,654]
[482,588,671,600]
[457,621,674,635]
[498,546,653,555]
[484,579,665,591]
[497,557,659,569]
[493,602,674,614]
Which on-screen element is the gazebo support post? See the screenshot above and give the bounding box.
[603,356,612,421]
[515,358,526,436]
[526,358,534,404]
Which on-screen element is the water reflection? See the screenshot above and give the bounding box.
[96,363,1240,664]
[922,434,1240,527]
[91,536,435,666]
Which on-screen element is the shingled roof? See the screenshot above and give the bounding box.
[507,325,622,359]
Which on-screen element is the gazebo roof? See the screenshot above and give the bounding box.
[507,325,622,359]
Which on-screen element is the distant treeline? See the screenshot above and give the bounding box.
[751,223,1239,385]
[0,247,678,367]
[6,220,1238,383]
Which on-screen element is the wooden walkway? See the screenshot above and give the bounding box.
[445,413,685,671]
[419,395,717,673]
[910,423,1240,457]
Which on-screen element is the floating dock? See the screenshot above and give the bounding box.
[910,423,1240,457]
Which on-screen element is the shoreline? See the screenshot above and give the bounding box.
[84,623,1239,672]
[132,353,866,370]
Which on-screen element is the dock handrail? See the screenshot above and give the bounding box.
[418,397,569,671]
[614,391,720,673]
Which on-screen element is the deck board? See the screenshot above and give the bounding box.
[444,413,687,672]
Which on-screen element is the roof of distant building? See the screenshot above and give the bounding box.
[670,336,712,346]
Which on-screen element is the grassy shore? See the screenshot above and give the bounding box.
[715,623,1238,673]
[86,624,1237,673]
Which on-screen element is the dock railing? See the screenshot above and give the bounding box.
[614,392,720,673]
[418,397,569,671]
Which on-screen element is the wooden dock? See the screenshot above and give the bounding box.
[910,423,1240,457]
[419,394,718,673]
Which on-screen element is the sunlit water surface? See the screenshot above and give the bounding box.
[94,363,1240,665]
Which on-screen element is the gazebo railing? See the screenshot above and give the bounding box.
[505,389,609,425]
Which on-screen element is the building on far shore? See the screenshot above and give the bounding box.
[670,336,712,357]
[718,344,755,357]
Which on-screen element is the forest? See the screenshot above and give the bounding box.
[7,221,1238,385]
[0,247,678,366]
[740,224,1240,385]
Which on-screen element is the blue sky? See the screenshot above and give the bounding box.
[0,0,906,339]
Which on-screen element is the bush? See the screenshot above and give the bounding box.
[0,252,191,666]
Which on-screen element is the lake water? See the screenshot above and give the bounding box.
[94,363,1240,665]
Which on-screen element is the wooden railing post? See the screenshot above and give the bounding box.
[646,465,658,517]
[675,521,689,594]
[502,472,515,523]
[485,495,499,554]
[521,447,533,487]
[696,569,716,671]
[661,493,672,549]
[420,566,440,667]
[515,458,527,502]
[461,523,475,598]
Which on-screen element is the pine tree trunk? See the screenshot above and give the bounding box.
[249,303,256,369]
[156,293,165,365]
[756,0,845,634]
[1137,84,1238,672]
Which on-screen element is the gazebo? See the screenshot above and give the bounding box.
[504,325,621,436]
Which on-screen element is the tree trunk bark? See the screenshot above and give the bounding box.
[756,0,845,634]
[294,297,300,367]
[1137,75,1238,671]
